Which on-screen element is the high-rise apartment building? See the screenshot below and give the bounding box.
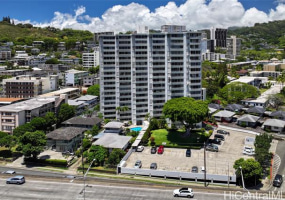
[210,27,227,48]
[100,31,203,125]
[226,35,242,60]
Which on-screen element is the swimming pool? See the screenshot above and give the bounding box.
[130,127,142,132]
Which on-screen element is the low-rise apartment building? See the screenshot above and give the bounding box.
[0,95,66,133]
[64,69,89,86]
[2,75,58,98]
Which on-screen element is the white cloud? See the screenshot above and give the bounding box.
[13,0,285,32]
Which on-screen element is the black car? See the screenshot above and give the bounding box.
[208,138,221,145]
[186,149,191,157]
[214,134,225,141]
[273,174,283,187]
[150,163,157,170]
[151,146,157,154]
[191,166,198,173]
[217,129,230,135]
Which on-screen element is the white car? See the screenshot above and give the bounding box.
[136,146,144,152]
[243,146,255,156]
[2,170,16,174]
[173,188,194,198]
[134,160,142,168]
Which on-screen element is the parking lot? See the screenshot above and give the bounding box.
[125,128,265,176]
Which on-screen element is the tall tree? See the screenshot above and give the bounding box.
[44,112,57,128]
[107,149,126,166]
[162,97,208,135]
[58,103,75,123]
[87,84,100,97]
[88,145,108,166]
[13,123,35,137]
[30,117,47,131]
[234,158,263,187]
[19,131,47,158]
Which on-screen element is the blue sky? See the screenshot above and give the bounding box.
[0,0,284,32]
[0,0,277,22]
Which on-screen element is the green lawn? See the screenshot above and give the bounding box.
[150,129,209,149]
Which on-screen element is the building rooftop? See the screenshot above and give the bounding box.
[237,114,260,123]
[39,88,79,97]
[263,119,285,128]
[213,110,235,118]
[0,96,57,112]
[104,121,124,129]
[93,133,131,149]
[0,98,23,103]
[65,69,87,74]
[62,116,102,126]
[75,95,98,101]
[46,127,86,140]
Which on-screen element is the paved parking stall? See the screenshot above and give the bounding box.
[125,128,272,177]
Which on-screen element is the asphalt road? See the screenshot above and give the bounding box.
[272,140,285,192]
[0,177,284,200]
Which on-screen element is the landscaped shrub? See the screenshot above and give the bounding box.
[24,157,67,166]
[150,136,155,146]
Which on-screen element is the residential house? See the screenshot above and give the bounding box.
[225,104,244,112]
[46,127,86,152]
[237,114,260,128]
[92,133,131,152]
[263,119,285,133]
[213,110,235,122]
[104,122,124,134]
[270,111,285,120]
[61,116,102,129]
[246,106,265,116]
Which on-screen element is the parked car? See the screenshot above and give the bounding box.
[157,145,164,154]
[62,151,74,156]
[201,166,205,173]
[150,163,157,170]
[2,170,16,174]
[191,166,198,173]
[6,176,25,184]
[134,160,142,169]
[273,174,283,187]
[151,146,157,154]
[206,144,219,152]
[186,149,191,157]
[173,188,194,198]
[208,138,221,145]
[243,146,255,156]
[214,134,225,141]
[136,146,144,152]
[217,129,230,135]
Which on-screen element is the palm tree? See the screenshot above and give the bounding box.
[116,106,130,121]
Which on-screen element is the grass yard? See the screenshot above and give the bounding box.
[150,129,209,149]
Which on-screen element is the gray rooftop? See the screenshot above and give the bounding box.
[0,96,57,112]
[46,127,87,140]
[237,114,260,123]
[263,119,285,128]
[246,107,265,114]
[62,116,102,126]
[104,121,124,129]
[93,133,131,149]
[75,95,98,101]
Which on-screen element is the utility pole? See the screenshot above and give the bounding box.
[204,142,207,187]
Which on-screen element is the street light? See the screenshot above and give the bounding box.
[239,166,250,194]
[83,158,96,200]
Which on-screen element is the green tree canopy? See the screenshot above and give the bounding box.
[44,112,57,128]
[30,117,47,131]
[219,82,260,103]
[162,97,208,133]
[19,131,47,158]
[88,65,99,74]
[234,158,263,187]
[107,149,126,166]
[45,58,60,64]
[13,123,35,137]
[87,84,100,97]
[88,145,108,166]
[0,135,16,150]
[58,103,75,123]
[254,133,273,165]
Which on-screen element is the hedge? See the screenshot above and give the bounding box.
[24,157,67,166]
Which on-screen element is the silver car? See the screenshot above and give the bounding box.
[6,176,25,184]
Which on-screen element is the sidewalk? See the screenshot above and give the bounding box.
[218,124,261,135]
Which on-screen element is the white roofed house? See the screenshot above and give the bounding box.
[213,110,235,122]
[92,133,131,152]
[262,119,285,133]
